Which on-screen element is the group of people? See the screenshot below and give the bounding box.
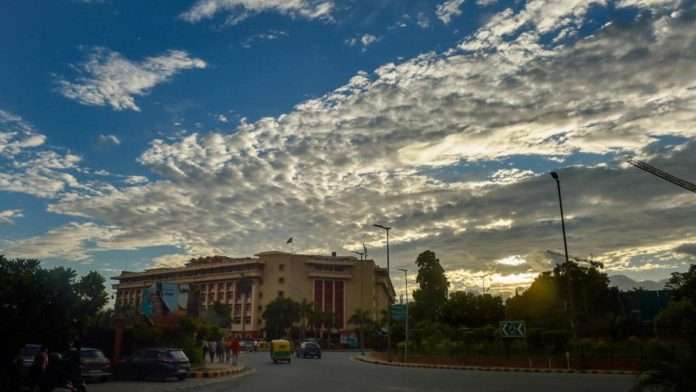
[23,342,85,392]
[201,337,241,365]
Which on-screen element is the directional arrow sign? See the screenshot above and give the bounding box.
[500,320,526,338]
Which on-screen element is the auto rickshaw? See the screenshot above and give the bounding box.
[270,339,292,364]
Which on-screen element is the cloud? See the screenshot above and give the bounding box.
[240,30,288,48]
[180,0,334,25]
[345,34,380,51]
[675,243,696,256]
[10,0,696,289]
[0,209,23,224]
[97,134,121,146]
[56,48,206,111]
[436,0,466,24]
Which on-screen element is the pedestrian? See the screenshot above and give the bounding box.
[224,337,231,363]
[231,337,240,366]
[30,345,49,392]
[201,340,209,363]
[208,340,217,363]
[216,338,224,363]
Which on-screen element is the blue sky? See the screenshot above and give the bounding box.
[2,0,695,295]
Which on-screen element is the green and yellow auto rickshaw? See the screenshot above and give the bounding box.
[270,339,292,364]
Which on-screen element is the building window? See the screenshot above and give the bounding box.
[278,277,285,284]
[257,305,263,311]
[259,291,263,298]
[279,264,285,271]
[278,291,284,297]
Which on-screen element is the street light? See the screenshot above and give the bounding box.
[373,223,392,361]
[550,171,575,338]
[398,268,409,363]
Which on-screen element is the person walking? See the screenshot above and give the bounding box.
[231,337,240,366]
[216,338,225,363]
[30,345,49,392]
[224,337,231,363]
[208,340,217,363]
[201,340,209,363]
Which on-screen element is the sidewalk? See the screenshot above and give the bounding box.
[353,354,638,375]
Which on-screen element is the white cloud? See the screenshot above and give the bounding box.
[56,48,206,111]
[345,34,380,51]
[181,0,333,25]
[9,0,696,286]
[0,209,23,224]
[240,30,288,48]
[97,134,121,146]
[436,0,466,24]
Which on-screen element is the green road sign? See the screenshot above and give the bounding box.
[391,304,408,321]
[500,320,526,338]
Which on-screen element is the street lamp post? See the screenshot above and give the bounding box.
[352,250,366,355]
[398,268,409,363]
[373,223,392,362]
[550,171,575,338]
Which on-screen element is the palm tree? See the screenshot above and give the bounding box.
[349,309,371,354]
[298,299,313,341]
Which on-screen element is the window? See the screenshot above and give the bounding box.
[279,263,285,271]
[278,277,285,284]
[257,305,263,311]
[259,291,263,298]
[278,290,284,297]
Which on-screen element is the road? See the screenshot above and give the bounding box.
[188,351,636,392]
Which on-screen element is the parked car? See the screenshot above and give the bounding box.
[240,340,257,352]
[295,341,321,359]
[19,344,42,380]
[115,348,190,381]
[67,348,111,383]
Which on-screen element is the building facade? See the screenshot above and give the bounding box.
[113,251,395,338]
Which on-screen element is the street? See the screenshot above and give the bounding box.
[92,351,638,392]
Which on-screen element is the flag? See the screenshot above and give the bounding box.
[286,237,293,244]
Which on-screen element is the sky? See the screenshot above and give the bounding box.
[1,0,696,297]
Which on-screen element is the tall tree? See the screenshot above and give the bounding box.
[76,271,109,315]
[441,292,505,328]
[297,299,313,340]
[411,250,449,322]
[262,297,300,340]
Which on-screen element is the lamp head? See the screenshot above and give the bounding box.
[550,171,559,180]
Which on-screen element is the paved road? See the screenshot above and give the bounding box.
[192,351,636,392]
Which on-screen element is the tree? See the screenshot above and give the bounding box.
[505,263,621,336]
[441,292,504,328]
[349,309,372,351]
[262,297,300,340]
[297,299,313,340]
[0,256,109,368]
[75,271,109,315]
[411,250,449,322]
[210,301,232,328]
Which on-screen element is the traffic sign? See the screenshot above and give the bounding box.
[391,304,408,321]
[500,320,526,338]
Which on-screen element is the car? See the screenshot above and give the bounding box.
[18,344,42,383]
[240,340,257,352]
[295,342,321,359]
[70,348,111,383]
[115,348,191,381]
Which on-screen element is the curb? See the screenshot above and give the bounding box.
[189,366,248,378]
[352,356,638,376]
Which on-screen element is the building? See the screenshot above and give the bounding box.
[113,251,395,338]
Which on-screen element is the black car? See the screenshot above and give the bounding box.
[115,348,191,381]
[295,342,321,359]
[70,348,111,383]
[19,344,41,374]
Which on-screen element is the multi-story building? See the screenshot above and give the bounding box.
[113,251,395,338]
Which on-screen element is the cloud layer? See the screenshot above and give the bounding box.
[56,48,206,111]
[181,0,334,25]
[5,0,696,295]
